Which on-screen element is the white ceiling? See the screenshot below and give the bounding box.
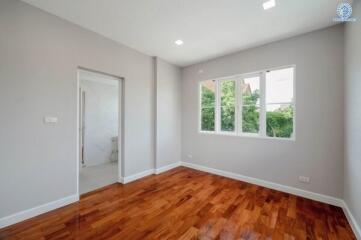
[22,0,346,67]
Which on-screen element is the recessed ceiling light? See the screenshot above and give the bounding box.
[263,0,276,10]
[175,40,184,46]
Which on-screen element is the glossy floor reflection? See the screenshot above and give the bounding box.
[0,167,356,239]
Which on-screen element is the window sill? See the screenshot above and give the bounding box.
[199,131,295,142]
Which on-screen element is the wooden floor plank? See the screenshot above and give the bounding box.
[0,167,356,239]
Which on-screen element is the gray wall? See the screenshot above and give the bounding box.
[181,25,345,198]
[0,0,352,225]
[345,0,361,230]
[0,0,160,218]
[155,58,182,168]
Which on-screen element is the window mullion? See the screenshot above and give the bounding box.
[260,72,266,137]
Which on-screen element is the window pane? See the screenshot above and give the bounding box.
[242,105,260,133]
[266,104,294,138]
[200,80,216,131]
[220,80,235,107]
[241,76,260,134]
[242,76,260,105]
[201,80,216,107]
[266,67,294,103]
[220,80,235,132]
[201,107,215,131]
[221,106,235,132]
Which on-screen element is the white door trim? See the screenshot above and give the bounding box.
[76,67,124,197]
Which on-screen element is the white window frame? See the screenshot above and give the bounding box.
[198,65,296,141]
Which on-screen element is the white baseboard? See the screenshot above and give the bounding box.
[119,163,182,184]
[0,194,79,229]
[118,177,124,184]
[342,201,361,239]
[155,162,181,174]
[181,161,343,207]
[119,169,155,184]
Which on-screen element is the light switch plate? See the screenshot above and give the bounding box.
[44,117,58,124]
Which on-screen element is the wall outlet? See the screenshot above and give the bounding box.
[299,176,310,184]
[187,154,193,159]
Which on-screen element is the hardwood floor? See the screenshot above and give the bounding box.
[0,167,356,240]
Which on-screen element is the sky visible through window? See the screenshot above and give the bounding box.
[266,68,294,107]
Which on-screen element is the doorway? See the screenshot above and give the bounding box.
[77,68,123,195]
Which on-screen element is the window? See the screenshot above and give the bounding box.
[200,80,216,131]
[241,75,260,134]
[266,68,294,138]
[199,66,295,139]
[220,80,236,132]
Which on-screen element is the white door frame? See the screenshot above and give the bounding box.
[76,67,124,197]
